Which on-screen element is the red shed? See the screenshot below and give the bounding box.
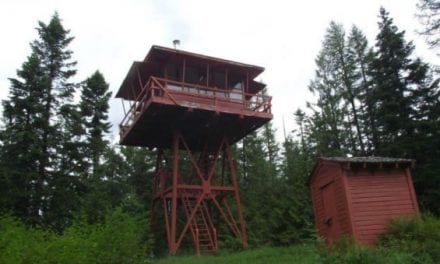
[309,157,419,245]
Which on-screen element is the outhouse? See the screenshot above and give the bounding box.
[309,157,419,245]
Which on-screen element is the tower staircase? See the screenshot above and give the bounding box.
[182,197,217,255]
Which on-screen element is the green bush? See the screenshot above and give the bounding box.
[0,215,54,263]
[0,208,150,264]
[378,215,440,263]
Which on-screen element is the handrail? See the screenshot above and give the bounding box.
[153,76,253,100]
[151,76,272,112]
[119,77,153,127]
[119,76,272,131]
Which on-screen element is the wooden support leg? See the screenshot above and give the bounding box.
[170,132,180,255]
[226,142,248,248]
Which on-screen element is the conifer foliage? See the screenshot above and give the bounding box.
[1,13,78,227]
[80,71,112,177]
[417,0,440,50]
[303,8,440,215]
[0,13,152,229]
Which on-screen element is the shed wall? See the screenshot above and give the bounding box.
[347,168,418,245]
[310,162,352,243]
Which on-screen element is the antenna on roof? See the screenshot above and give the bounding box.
[173,39,180,49]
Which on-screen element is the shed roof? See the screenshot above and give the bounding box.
[308,156,415,185]
[321,157,414,164]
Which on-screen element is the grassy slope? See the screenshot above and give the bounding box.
[154,243,416,264]
[155,245,321,264]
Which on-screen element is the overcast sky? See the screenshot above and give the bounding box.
[0,0,436,142]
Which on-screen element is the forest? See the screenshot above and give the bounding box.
[0,1,439,263]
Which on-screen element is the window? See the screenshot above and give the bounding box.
[210,71,225,89]
[165,63,181,81]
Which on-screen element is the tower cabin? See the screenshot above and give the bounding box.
[116,45,272,150]
[116,46,272,255]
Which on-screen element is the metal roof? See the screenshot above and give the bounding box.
[145,45,265,78]
[308,156,415,185]
[321,157,414,164]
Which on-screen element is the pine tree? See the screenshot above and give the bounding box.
[416,0,440,50]
[80,71,112,177]
[347,26,377,154]
[280,137,314,244]
[0,13,78,226]
[262,121,280,181]
[80,145,132,224]
[121,146,156,207]
[307,22,353,156]
[370,8,440,214]
[237,129,271,245]
[369,8,429,156]
[0,53,45,221]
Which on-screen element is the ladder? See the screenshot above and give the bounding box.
[182,197,217,255]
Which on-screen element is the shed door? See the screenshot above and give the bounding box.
[321,181,340,243]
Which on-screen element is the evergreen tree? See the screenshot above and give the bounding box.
[80,145,132,223]
[262,121,280,182]
[238,129,273,245]
[369,8,432,156]
[80,71,112,177]
[35,12,78,227]
[0,53,45,221]
[238,121,314,246]
[0,13,78,226]
[121,146,156,207]
[280,136,314,244]
[347,26,377,154]
[417,0,440,50]
[307,22,353,156]
[368,8,440,214]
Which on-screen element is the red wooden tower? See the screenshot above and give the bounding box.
[116,46,272,255]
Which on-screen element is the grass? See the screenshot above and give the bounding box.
[156,216,440,264]
[154,242,415,264]
[155,244,321,264]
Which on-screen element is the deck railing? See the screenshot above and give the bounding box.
[119,76,272,131]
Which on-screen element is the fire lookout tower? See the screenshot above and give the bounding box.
[116,45,272,255]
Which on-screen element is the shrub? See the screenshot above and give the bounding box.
[378,215,440,263]
[48,208,149,263]
[0,208,150,263]
[0,215,54,263]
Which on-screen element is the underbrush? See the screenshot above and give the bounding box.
[0,209,150,264]
[1,214,438,263]
[378,215,440,263]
